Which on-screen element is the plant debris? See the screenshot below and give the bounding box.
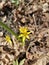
[0,0,49,65]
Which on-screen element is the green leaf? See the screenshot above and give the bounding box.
[19,59,25,65]
[0,21,17,39]
[13,61,16,65]
[11,0,15,3]
[15,59,18,65]
[11,0,19,5]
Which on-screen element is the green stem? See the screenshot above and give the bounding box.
[0,21,17,39]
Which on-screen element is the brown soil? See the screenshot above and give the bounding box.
[0,0,49,65]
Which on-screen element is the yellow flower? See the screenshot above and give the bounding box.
[5,35,12,45]
[19,27,31,43]
[19,27,28,33]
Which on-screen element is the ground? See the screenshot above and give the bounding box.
[0,0,49,65]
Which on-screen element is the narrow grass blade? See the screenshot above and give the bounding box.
[0,21,17,39]
[13,61,16,65]
[19,59,25,65]
[16,59,18,65]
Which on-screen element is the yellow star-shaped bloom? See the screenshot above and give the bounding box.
[5,35,12,45]
[19,27,31,43]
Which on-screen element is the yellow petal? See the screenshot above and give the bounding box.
[9,40,12,43]
[5,35,12,42]
[5,35,10,41]
[27,32,31,34]
[8,40,12,46]
[19,27,28,33]
[26,35,30,39]
[6,35,10,40]
[19,34,23,38]
[23,27,28,33]
[19,27,23,33]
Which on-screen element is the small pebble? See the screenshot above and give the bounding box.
[42,3,48,12]
[0,32,3,36]
[21,17,26,23]
[0,1,5,9]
